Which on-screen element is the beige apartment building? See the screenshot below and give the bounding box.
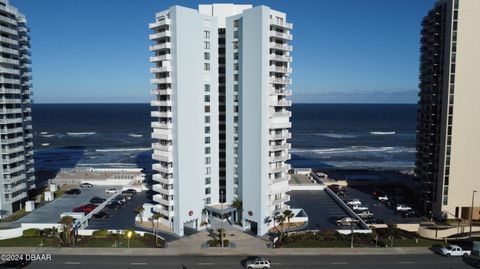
[416,0,480,220]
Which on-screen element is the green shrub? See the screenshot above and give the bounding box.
[91,229,110,238]
[22,228,40,238]
[143,233,165,247]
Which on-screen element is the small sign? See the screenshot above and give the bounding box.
[248,211,253,216]
[189,210,193,216]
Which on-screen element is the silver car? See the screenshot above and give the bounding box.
[245,257,271,269]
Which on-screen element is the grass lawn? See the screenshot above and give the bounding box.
[283,240,350,248]
[76,237,156,248]
[0,237,59,247]
[291,176,302,184]
[382,238,439,247]
[0,209,29,223]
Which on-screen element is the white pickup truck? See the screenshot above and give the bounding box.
[438,244,471,257]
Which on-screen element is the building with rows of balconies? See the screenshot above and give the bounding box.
[0,0,35,216]
[149,3,295,236]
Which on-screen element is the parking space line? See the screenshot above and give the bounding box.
[332,262,348,265]
[197,262,215,265]
[131,262,147,265]
[65,262,82,265]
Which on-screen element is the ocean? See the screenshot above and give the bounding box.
[31,104,417,172]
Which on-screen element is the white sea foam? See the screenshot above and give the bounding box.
[41,134,55,137]
[128,133,143,138]
[40,132,48,135]
[370,131,396,135]
[291,146,415,155]
[76,163,135,167]
[95,148,151,152]
[315,133,357,139]
[67,132,96,136]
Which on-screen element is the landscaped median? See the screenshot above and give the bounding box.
[0,228,166,248]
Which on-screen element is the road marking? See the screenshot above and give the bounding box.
[130,262,147,265]
[398,261,414,264]
[271,262,283,265]
[65,262,81,265]
[332,262,348,265]
[198,262,215,265]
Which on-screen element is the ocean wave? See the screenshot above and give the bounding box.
[95,147,151,152]
[128,133,143,138]
[76,163,136,167]
[67,132,96,136]
[41,134,55,137]
[370,131,396,135]
[314,133,357,139]
[291,146,415,155]
[40,132,48,135]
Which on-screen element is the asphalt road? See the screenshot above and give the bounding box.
[23,254,476,269]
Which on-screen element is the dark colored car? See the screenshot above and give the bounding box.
[122,189,137,194]
[402,210,419,218]
[80,182,93,188]
[65,188,81,195]
[92,211,109,219]
[364,217,384,224]
[90,197,106,204]
[112,196,127,204]
[0,258,31,268]
[105,203,122,210]
[336,190,349,197]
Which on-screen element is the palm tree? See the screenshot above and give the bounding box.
[134,207,145,223]
[152,213,163,230]
[274,214,286,242]
[282,209,294,227]
[59,216,74,246]
[231,199,242,224]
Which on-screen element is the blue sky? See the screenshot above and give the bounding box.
[11,0,435,104]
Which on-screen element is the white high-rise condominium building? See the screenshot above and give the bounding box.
[0,0,35,216]
[416,0,480,220]
[149,4,293,236]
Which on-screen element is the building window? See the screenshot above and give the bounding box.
[204,41,210,49]
[205,187,211,195]
[205,157,211,164]
[204,52,210,60]
[205,126,210,134]
[234,31,238,38]
[234,187,238,195]
[205,197,211,204]
[205,167,211,175]
[234,63,238,71]
[205,116,210,123]
[234,95,238,102]
[234,85,238,92]
[204,84,210,92]
[205,147,210,154]
[234,52,238,60]
[234,74,238,81]
[233,41,238,49]
[205,106,210,113]
[205,137,210,144]
[204,63,210,71]
[204,30,210,39]
[204,95,210,102]
[205,177,211,184]
[234,20,239,27]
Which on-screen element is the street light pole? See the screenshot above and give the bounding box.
[221,190,224,248]
[470,190,478,241]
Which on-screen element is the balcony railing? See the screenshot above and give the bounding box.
[270,99,292,107]
[153,163,173,174]
[269,54,292,63]
[269,132,291,140]
[270,78,292,85]
[149,30,171,40]
[150,54,172,62]
[151,88,172,95]
[149,18,171,29]
[153,173,174,184]
[151,100,172,107]
[270,42,292,51]
[269,154,291,162]
[270,30,293,40]
[151,111,173,118]
[270,18,293,29]
[150,66,171,73]
[151,121,173,129]
[149,43,171,51]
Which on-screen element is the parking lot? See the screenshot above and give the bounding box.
[288,190,361,230]
[342,185,421,224]
[16,186,118,224]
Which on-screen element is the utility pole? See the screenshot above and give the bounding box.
[470,190,478,241]
[221,190,224,248]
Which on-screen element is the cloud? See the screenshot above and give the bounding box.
[291,89,418,104]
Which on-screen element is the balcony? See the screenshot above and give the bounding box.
[0,36,18,46]
[4,173,26,184]
[153,150,174,162]
[153,184,175,196]
[0,47,18,55]
[153,194,174,206]
[271,111,291,118]
[269,195,290,206]
[153,204,174,218]
[0,78,20,84]
[0,127,23,134]
[3,155,25,164]
[149,43,171,51]
[269,132,291,140]
[270,42,292,51]
[0,15,17,26]
[270,30,292,40]
[149,18,171,29]
[0,118,22,124]
[270,89,292,96]
[0,108,22,114]
[5,192,27,203]
[149,30,171,40]
[270,18,293,29]
[150,66,171,73]
[0,57,19,66]
[151,121,173,129]
[151,111,173,118]
[269,164,291,173]
[150,54,171,62]
[151,100,172,107]
[269,143,291,151]
[270,77,292,85]
[152,143,173,151]
[270,99,292,107]
[1,136,24,144]
[153,163,173,174]
[269,154,291,162]
[151,88,172,95]
[269,66,292,73]
[153,173,173,184]
[152,129,173,140]
[4,183,27,193]
[3,164,26,174]
[270,54,292,63]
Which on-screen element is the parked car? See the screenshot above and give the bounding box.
[119,194,132,200]
[79,182,93,188]
[372,191,386,198]
[402,210,419,218]
[0,257,31,268]
[335,216,357,226]
[73,204,97,213]
[377,194,389,201]
[245,257,271,269]
[346,199,362,206]
[328,184,342,192]
[122,189,137,194]
[357,211,374,219]
[65,188,81,195]
[90,196,106,204]
[105,188,117,193]
[112,196,127,203]
[105,203,122,210]
[364,217,384,224]
[352,205,369,212]
[92,211,109,219]
[336,190,349,197]
[396,204,413,212]
[438,245,471,257]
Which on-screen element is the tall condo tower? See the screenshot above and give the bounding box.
[0,0,35,216]
[416,0,480,220]
[149,4,294,236]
